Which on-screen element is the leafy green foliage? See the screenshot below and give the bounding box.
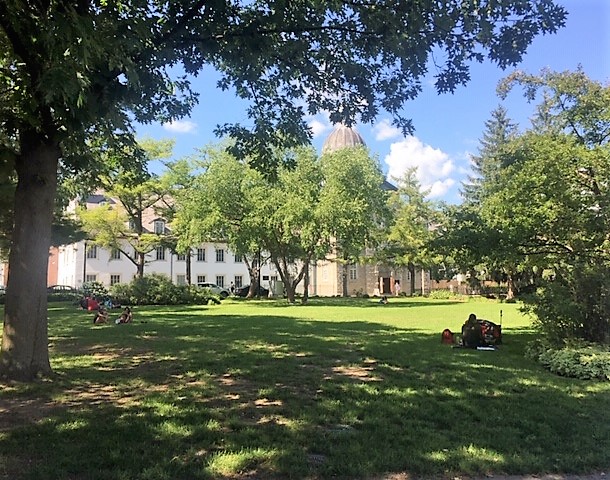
[81,281,108,299]
[527,339,610,380]
[109,274,218,306]
[445,70,610,345]
[175,145,388,302]
[0,0,569,379]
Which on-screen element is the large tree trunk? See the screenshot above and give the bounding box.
[0,134,59,381]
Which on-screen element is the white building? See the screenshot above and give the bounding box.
[48,193,276,292]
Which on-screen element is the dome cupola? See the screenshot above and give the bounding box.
[321,125,366,154]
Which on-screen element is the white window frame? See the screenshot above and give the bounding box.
[154,220,165,235]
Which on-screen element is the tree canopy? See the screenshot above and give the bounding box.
[0,0,567,380]
[446,70,610,344]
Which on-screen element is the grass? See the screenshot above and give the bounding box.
[1,296,609,479]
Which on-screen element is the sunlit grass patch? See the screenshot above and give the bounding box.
[205,447,279,477]
[1,298,609,479]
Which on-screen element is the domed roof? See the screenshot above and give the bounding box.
[322,125,366,154]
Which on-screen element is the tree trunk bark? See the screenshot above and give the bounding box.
[409,263,416,296]
[301,260,310,304]
[342,263,349,297]
[137,252,146,278]
[0,134,59,381]
[506,273,515,300]
[186,248,192,284]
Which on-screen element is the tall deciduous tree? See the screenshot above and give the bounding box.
[172,146,268,297]
[484,70,610,343]
[0,0,566,379]
[318,146,390,297]
[79,139,174,278]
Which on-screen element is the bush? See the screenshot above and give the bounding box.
[110,274,220,306]
[428,289,462,300]
[522,265,610,345]
[82,281,109,299]
[526,339,610,381]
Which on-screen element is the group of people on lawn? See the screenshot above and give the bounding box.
[81,295,133,325]
[92,305,133,325]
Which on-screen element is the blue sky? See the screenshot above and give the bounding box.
[137,0,610,204]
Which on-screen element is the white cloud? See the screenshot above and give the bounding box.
[384,136,456,199]
[373,119,401,141]
[308,118,332,138]
[163,120,197,133]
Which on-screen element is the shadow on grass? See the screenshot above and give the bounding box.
[1,308,609,480]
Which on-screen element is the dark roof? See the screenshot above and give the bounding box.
[381,179,398,191]
[86,194,115,205]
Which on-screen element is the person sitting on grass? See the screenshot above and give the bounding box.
[93,306,108,325]
[379,295,389,305]
[461,313,483,348]
[115,306,133,324]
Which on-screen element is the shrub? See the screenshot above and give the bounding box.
[82,281,109,299]
[527,339,610,381]
[428,289,462,300]
[110,274,220,306]
[522,265,610,345]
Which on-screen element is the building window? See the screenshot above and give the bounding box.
[215,248,225,262]
[197,275,206,284]
[216,275,225,288]
[154,220,165,235]
[234,254,243,263]
[110,274,121,286]
[196,248,206,262]
[110,248,121,260]
[234,275,243,288]
[85,274,97,283]
[128,219,136,231]
[176,274,186,286]
[177,253,186,261]
[349,265,357,280]
[86,245,97,259]
[156,247,166,261]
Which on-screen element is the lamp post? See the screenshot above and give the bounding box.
[82,240,87,286]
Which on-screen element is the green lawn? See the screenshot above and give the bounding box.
[1,297,609,479]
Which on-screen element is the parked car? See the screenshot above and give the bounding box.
[235,284,269,298]
[197,282,230,299]
[47,285,79,294]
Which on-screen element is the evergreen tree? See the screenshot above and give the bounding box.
[461,105,518,205]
